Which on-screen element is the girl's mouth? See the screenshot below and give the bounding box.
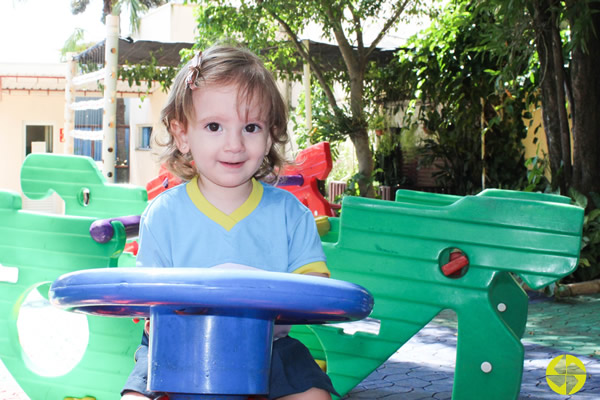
[220,161,244,168]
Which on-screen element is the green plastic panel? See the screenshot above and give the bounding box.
[21,153,148,218]
[291,189,583,399]
[0,190,143,400]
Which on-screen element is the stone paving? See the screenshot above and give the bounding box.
[342,293,600,400]
[1,294,598,399]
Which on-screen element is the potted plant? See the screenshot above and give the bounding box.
[369,113,388,136]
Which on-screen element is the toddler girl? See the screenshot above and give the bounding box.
[120,44,337,400]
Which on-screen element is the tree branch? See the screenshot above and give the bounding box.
[347,2,365,53]
[261,5,339,110]
[366,0,412,58]
[323,3,361,76]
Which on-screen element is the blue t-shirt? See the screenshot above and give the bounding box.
[136,177,328,275]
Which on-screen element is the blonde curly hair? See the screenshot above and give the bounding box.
[155,44,289,183]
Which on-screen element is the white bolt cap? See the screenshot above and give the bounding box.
[481,361,493,373]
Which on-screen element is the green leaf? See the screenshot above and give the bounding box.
[588,209,600,222]
[569,187,588,209]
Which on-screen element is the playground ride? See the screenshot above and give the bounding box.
[49,268,373,399]
[278,141,336,217]
[301,188,583,399]
[0,143,585,400]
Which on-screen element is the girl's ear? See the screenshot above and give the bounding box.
[170,120,189,154]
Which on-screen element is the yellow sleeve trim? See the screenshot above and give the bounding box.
[292,261,330,277]
[314,359,327,372]
[315,215,331,237]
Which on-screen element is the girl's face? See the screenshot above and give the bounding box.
[171,83,272,196]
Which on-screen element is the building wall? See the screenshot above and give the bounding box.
[0,91,65,193]
[523,106,549,160]
[0,86,167,214]
[137,3,197,42]
[128,91,168,188]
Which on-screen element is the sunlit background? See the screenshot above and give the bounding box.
[0,0,131,63]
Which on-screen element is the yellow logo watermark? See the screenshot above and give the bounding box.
[546,354,587,395]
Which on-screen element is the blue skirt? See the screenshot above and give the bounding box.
[121,335,338,399]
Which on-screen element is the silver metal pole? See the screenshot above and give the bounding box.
[64,52,76,155]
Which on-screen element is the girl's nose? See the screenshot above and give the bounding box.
[224,131,244,152]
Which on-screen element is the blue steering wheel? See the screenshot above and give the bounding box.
[50,268,373,400]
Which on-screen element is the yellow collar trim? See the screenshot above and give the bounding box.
[186,177,263,231]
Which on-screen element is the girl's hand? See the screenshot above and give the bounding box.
[304,272,329,278]
[209,263,262,271]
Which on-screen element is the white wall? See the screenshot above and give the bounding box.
[0,91,65,194]
[136,3,197,42]
[128,92,167,188]
[127,2,198,188]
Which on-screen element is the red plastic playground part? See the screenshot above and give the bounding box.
[441,251,469,277]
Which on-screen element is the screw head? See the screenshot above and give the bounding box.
[481,361,493,373]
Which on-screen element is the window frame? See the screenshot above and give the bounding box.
[137,125,153,151]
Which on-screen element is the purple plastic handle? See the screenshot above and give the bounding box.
[277,174,304,187]
[89,215,141,243]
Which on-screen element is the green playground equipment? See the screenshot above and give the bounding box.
[20,153,148,219]
[0,153,585,400]
[293,189,583,399]
[0,190,143,400]
[20,153,149,267]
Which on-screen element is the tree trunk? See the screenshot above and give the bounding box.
[348,66,375,197]
[556,279,600,297]
[550,16,572,186]
[532,0,569,192]
[350,128,375,197]
[569,1,600,197]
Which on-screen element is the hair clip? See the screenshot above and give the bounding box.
[186,51,203,90]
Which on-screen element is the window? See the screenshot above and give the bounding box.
[74,138,102,161]
[138,126,153,150]
[73,98,102,161]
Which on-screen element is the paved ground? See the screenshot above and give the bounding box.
[1,293,599,399]
[343,293,600,400]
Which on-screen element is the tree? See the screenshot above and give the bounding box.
[378,0,600,199]
[70,0,167,32]
[61,28,97,61]
[189,0,426,197]
[377,1,531,194]
[567,1,600,198]
[64,1,177,90]
[473,0,600,198]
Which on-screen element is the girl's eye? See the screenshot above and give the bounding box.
[244,124,261,133]
[206,122,221,132]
